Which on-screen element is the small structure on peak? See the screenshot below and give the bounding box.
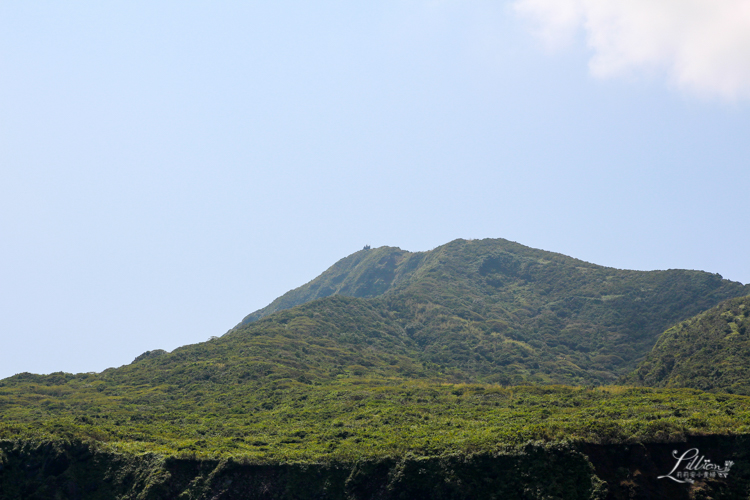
[363,245,371,250]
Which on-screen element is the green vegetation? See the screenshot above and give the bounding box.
[242,238,747,385]
[3,372,750,461]
[625,295,750,395]
[238,245,421,324]
[2,238,750,497]
[1,290,750,463]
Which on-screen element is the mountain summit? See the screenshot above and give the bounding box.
[234,238,748,385]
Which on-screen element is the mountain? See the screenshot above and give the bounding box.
[239,238,747,385]
[2,237,750,498]
[624,294,750,394]
[237,245,421,324]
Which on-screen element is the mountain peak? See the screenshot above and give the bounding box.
[233,237,748,384]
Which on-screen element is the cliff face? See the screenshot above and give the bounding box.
[0,440,601,499]
[2,436,749,500]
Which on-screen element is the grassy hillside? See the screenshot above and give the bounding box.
[2,291,750,462]
[1,292,749,462]
[624,295,750,395]
[3,368,750,462]
[2,238,750,497]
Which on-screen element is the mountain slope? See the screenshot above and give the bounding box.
[238,246,423,325]
[237,238,748,384]
[3,237,750,498]
[624,294,750,394]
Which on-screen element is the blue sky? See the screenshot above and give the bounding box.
[2,1,749,379]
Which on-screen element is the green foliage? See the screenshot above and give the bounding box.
[2,366,750,462]
[1,237,749,489]
[624,295,750,394]
[240,238,747,385]
[238,246,421,325]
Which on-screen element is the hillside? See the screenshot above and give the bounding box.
[3,237,750,498]
[624,294,750,394]
[237,246,422,324]
[239,238,747,385]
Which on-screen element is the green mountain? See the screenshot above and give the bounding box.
[624,294,750,395]
[2,237,750,498]
[241,238,747,385]
[237,245,421,324]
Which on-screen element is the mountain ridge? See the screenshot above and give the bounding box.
[233,238,748,385]
[237,245,421,326]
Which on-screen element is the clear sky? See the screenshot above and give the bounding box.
[2,1,749,379]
